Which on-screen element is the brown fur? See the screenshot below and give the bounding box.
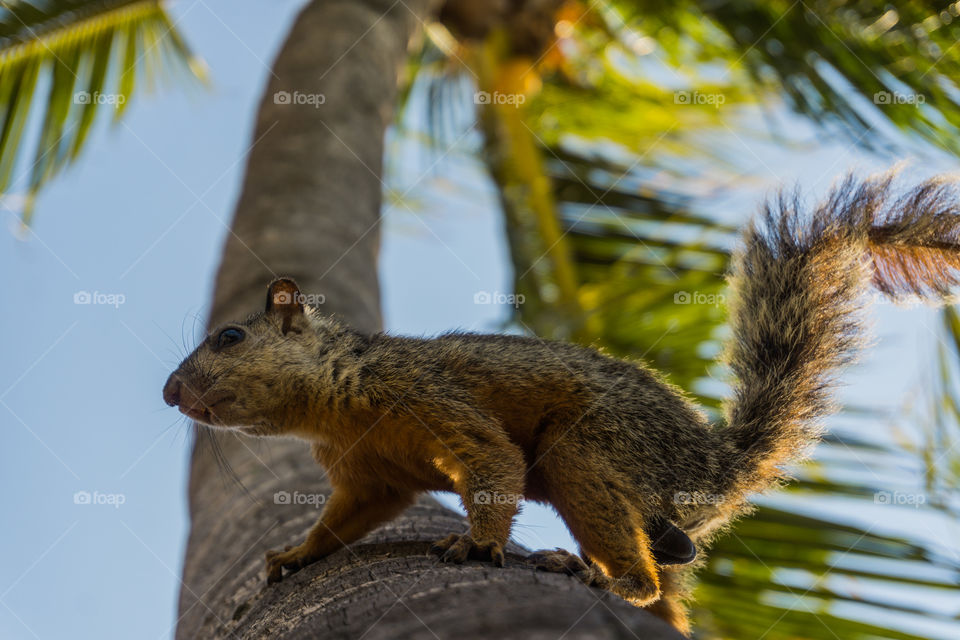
[162,172,960,634]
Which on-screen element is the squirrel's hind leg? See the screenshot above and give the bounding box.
[533,442,662,607]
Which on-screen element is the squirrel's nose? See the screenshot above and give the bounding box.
[163,374,182,407]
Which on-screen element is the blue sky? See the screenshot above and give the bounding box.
[1,1,958,638]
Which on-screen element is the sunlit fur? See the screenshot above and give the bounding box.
[165,171,960,635]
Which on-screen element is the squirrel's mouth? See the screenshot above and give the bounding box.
[178,393,235,426]
[179,404,213,424]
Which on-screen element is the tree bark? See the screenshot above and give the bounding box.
[175,1,684,637]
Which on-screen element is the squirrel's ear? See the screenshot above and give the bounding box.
[265,278,304,334]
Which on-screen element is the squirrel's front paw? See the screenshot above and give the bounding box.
[429,533,505,567]
[265,543,321,584]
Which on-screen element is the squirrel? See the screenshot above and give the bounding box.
[163,172,960,635]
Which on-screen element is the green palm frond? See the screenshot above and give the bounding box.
[466,9,754,390]
[614,0,960,155]
[510,143,734,397]
[0,0,205,224]
[923,306,960,501]
[698,503,959,640]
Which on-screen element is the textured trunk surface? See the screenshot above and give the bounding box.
[175,1,683,637]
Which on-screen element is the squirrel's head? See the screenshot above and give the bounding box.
[162,278,341,435]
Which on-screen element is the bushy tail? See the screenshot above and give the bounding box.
[721,171,960,499]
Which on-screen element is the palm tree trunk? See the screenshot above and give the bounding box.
[175,1,682,637]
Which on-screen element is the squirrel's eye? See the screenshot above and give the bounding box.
[216,328,245,348]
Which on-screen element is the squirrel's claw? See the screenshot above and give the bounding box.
[265,543,319,584]
[429,533,505,567]
[528,548,601,585]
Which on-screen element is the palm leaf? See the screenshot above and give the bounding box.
[614,0,960,155]
[923,306,960,501]
[697,501,960,640]
[0,0,205,224]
